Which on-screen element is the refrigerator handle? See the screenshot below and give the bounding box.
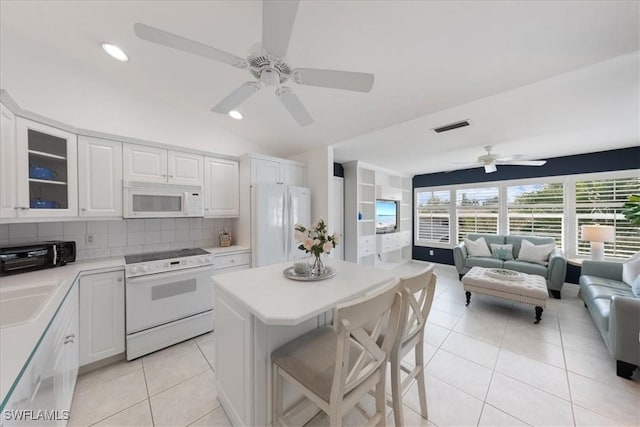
[282,193,287,256]
[287,193,292,257]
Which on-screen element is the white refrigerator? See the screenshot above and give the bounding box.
[252,183,311,267]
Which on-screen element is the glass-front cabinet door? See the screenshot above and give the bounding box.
[16,117,78,217]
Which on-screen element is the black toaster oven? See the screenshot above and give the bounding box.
[0,241,76,276]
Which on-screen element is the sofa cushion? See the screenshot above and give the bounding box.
[490,244,514,261]
[633,275,640,298]
[506,235,555,259]
[502,260,548,277]
[464,237,491,257]
[517,239,555,266]
[465,256,503,269]
[588,297,612,333]
[468,234,505,247]
[622,252,640,286]
[582,284,635,301]
[579,275,631,292]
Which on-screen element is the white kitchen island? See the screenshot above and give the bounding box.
[213,259,397,427]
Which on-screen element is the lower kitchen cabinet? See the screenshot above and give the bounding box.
[2,285,79,426]
[79,270,125,366]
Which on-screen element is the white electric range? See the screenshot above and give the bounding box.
[124,248,214,360]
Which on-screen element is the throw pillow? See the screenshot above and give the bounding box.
[622,252,640,286]
[490,243,514,261]
[464,237,491,257]
[517,239,555,266]
[632,275,640,298]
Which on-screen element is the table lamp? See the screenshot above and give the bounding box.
[581,224,615,260]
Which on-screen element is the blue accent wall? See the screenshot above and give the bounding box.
[411,147,640,283]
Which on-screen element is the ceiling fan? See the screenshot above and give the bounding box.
[454,145,547,173]
[134,0,375,126]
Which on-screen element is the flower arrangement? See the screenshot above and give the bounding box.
[294,219,340,275]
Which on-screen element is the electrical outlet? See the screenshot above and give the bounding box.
[86,234,94,244]
[429,250,434,256]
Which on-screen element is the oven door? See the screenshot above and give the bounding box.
[125,265,213,334]
[124,188,187,218]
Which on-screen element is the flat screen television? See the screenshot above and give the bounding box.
[376,199,398,234]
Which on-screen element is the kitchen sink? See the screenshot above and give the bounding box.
[0,283,58,328]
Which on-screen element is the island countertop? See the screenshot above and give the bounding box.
[213,259,397,326]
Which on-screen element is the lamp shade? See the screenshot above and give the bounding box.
[581,224,615,242]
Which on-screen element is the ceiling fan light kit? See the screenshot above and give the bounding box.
[134,0,375,126]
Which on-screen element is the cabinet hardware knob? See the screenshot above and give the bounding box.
[118,278,123,282]
[170,175,174,178]
[162,174,167,177]
[65,334,75,339]
[81,208,87,211]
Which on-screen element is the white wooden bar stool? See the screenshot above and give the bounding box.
[271,281,402,427]
[389,266,437,427]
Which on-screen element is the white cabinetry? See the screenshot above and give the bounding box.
[168,150,204,185]
[0,103,16,219]
[344,162,377,265]
[78,137,123,217]
[3,285,79,424]
[123,144,203,186]
[15,117,78,218]
[204,157,239,217]
[344,161,412,268]
[122,144,167,183]
[250,157,306,186]
[79,270,125,366]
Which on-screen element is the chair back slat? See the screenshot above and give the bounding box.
[330,281,402,402]
[395,265,437,347]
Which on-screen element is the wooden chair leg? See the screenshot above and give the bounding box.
[390,353,404,427]
[272,364,283,427]
[375,376,387,427]
[415,343,428,419]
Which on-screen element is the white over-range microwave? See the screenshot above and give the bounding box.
[123,181,204,218]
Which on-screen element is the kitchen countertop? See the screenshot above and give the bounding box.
[0,245,250,408]
[213,259,396,326]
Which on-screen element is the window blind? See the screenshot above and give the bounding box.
[456,187,499,242]
[416,190,450,244]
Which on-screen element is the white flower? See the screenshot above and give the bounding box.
[294,230,306,242]
[312,239,321,247]
[332,233,341,244]
[303,237,314,251]
[322,242,333,253]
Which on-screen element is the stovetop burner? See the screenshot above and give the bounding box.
[125,248,209,264]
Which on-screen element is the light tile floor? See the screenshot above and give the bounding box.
[70,264,639,426]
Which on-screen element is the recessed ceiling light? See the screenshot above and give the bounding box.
[228,110,243,120]
[102,43,129,62]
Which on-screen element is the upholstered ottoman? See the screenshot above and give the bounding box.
[462,266,548,324]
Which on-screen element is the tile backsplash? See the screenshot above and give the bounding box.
[0,218,235,260]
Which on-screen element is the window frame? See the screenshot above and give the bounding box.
[413,169,639,259]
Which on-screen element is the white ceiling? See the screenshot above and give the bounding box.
[1,1,638,174]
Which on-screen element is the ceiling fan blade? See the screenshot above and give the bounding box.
[293,68,375,93]
[262,0,300,58]
[276,87,314,126]
[211,82,262,114]
[497,160,547,166]
[134,23,247,68]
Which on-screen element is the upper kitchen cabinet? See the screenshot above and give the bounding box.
[168,150,204,186]
[250,156,306,186]
[204,156,239,217]
[15,117,78,218]
[0,103,16,219]
[78,136,123,217]
[123,144,203,186]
